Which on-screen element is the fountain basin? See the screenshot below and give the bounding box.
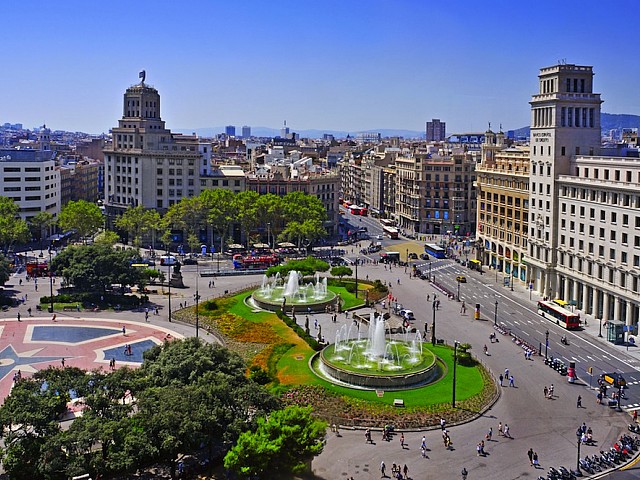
[250,271,337,313]
[314,341,439,390]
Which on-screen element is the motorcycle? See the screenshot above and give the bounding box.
[628,424,640,434]
[561,336,569,345]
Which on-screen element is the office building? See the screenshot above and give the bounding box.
[426,119,446,142]
[225,125,236,137]
[241,125,251,138]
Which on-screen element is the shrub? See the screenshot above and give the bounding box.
[248,365,271,385]
[276,310,321,351]
[457,343,477,366]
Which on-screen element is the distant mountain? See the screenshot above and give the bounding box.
[176,126,425,139]
[512,112,640,139]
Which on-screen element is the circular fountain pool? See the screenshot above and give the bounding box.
[250,270,337,313]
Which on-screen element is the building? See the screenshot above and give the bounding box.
[225,125,236,137]
[57,158,101,205]
[241,125,251,139]
[103,74,204,226]
[426,119,446,142]
[475,130,530,286]
[0,131,60,223]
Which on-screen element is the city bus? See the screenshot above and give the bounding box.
[537,300,581,329]
[232,254,280,270]
[380,218,395,227]
[349,205,368,216]
[424,244,446,259]
[382,226,399,239]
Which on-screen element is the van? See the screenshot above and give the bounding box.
[160,255,177,266]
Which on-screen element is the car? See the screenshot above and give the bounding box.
[456,275,467,283]
[408,252,418,260]
[376,235,383,240]
[399,309,415,321]
[420,253,430,260]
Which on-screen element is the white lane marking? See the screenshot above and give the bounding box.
[521,330,530,336]
[587,356,595,361]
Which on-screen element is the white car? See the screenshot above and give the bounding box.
[399,309,415,321]
[376,235,383,240]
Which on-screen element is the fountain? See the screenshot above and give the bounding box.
[313,312,440,390]
[250,270,337,313]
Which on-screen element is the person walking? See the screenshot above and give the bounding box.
[532,451,539,467]
[498,422,503,436]
[460,301,466,314]
[577,395,582,408]
[61,357,65,367]
[544,386,548,398]
[504,367,509,379]
[122,325,126,336]
[402,464,408,479]
[380,460,386,478]
[499,374,504,386]
[528,447,534,466]
[486,427,492,441]
[549,383,554,398]
[17,312,21,322]
[399,432,405,449]
[503,424,511,438]
[27,307,32,316]
[509,375,515,387]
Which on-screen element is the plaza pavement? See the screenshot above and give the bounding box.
[1,252,639,479]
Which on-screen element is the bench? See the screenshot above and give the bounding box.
[63,306,78,312]
[393,399,405,407]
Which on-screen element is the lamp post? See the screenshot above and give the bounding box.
[429,261,432,282]
[267,222,271,248]
[194,261,200,338]
[510,273,514,291]
[48,246,54,313]
[598,309,603,337]
[354,257,358,299]
[452,341,459,407]
[494,299,498,325]
[431,300,437,346]
[406,248,409,264]
[457,278,461,302]
[545,329,549,359]
[576,428,582,473]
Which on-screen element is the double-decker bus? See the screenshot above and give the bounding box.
[232,254,279,270]
[424,244,446,259]
[382,226,399,239]
[537,300,581,329]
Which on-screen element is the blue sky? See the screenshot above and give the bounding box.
[2,0,639,135]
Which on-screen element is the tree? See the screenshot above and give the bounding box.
[163,197,208,253]
[28,211,55,248]
[0,196,30,253]
[279,218,326,248]
[266,257,329,278]
[255,193,282,243]
[0,254,11,285]
[201,189,237,253]
[93,229,120,246]
[115,206,160,247]
[58,200,103,242]
[281,191,327,225]
[232,191,260,247]
[330,265,353,280]
[51,244,141,293]
[224,405,326,478]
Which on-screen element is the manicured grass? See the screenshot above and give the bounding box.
[327,285,365,310]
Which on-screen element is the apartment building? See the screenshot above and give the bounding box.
[475,130,530,286]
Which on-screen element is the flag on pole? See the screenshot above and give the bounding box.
[139,70,146,83]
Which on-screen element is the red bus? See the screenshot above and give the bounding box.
[380,218,395,227]
[26,262,49,277]
[349,205,368,216]
[382,226,399,239]
[232,254,279,270]
[537,300,581,329]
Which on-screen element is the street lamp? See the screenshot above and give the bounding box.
[48,246,54,313]
[194,261,200,338]
[545,329,549,359]
[354,257,358,299]
[494,299,498,325]
[510,274,514,292]
[267,222,271,248]
[431,300,437,346]
[406,248,409,264]
[598,309,603,338]
[452,340,459,407]
[429,261,432,282]
[456,278,461,302]
[576,428,582,473]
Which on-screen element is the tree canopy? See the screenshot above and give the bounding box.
[51,244,141,293]
[266,256,330,277]
[0,196,30,253]
[114,205,160,247]
[0,338,283,480]
[58,200,103,241]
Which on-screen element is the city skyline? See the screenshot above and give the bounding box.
[2,0,640,134]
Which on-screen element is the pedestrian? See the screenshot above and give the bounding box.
[528,447,534,466]
[19,278,22,286]
[504,367,509,379]
[544,386,548,398]
[549,383,554,398]
[365,428,372,444]
[145,311,149,322]
[532,451,539,467]
[155,306,159,315]
[61,357,65,367]
[399,432,405,449]
[403,464,408,479]
[380,460,386,478]
[52,313,57,322]
[460,301,466,314]
[421,435,426,450]
[440,418,446,430]
[509,375,515,387]
[27,307,32,316]
[483,344,488,355]
[17,312,21,322]
[34,283,37,291]
[122,325,126,336]
[503,424,510,438]
[314,318,318,330]
[577,395,582,408]
[498,374,504,386]
[486,427,492,441]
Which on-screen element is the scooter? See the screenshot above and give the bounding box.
[561,336,569,345]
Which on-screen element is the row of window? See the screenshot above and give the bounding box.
[560,205,640,227]
[3,167,42,172]
[558,253,640,293]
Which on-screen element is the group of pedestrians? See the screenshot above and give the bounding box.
[379,460,409,479]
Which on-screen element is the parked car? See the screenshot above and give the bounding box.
[399,309,415,321]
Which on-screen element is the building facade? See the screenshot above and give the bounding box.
[426,118,446,142]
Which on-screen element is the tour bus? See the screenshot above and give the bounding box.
[232,254,280,270]
[424,244,446,259]
[26,262,48,277]
[225,244,246,257]
[349,205,369,216]
[537,300,581,329]
[382,226,399,239]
